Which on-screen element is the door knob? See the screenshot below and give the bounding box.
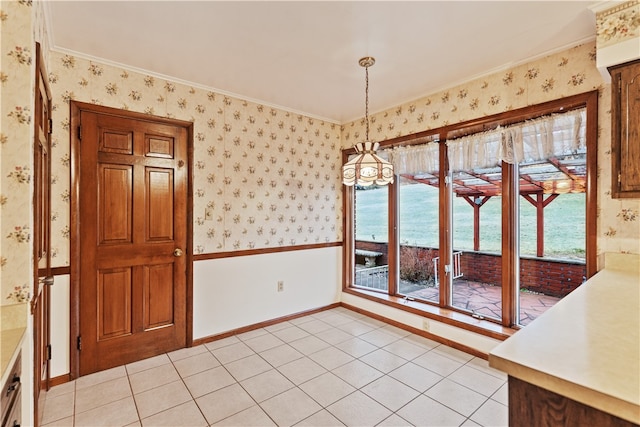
[173,248,183,257]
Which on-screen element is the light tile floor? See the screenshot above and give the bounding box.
[41,307,508,427]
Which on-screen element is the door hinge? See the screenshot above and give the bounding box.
[444,264,452,274]
[618,172,622,184]
[77,336,82,351]
[48,118,53,135]
[617,75,622,93]
[47,344,52,360]
[77,125,82,141]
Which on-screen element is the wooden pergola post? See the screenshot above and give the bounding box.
[522,192,559,257]
[462,195,491,251]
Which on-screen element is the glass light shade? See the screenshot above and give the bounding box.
[555,179,573,194]
[342,141,394,186]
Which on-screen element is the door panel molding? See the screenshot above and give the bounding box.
[143,263,175,330]
[145,167,175,241]
[99,164,133,244]
[97,267,133,339]
[69,101,193,378]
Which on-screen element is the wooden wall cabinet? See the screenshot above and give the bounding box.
[609,60,640,198]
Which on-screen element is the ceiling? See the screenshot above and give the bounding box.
[45,1,600,123]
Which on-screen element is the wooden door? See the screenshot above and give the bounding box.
[33,42,53,427]
[73,103,190,376]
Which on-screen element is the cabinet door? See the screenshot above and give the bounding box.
[4,390,21,427]
[610,60,640,198]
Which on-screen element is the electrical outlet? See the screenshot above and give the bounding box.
[277,281,284,292]
[205,207,213,221]
[422,319,430,331]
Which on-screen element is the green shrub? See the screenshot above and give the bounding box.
[399,245,434,284]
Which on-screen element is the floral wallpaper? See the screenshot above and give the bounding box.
[342,42,640,258]
[342,44,602,144]
[596,1,640,49]
[45,51,343,267]
[2,1,640,304]
[1,0,36,304]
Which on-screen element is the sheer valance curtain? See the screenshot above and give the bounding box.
[386,108,586,175]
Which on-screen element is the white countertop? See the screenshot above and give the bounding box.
[1,303,27,386]
[489,253,640,425]
[1,328,25,384]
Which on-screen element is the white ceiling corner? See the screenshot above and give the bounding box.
[45,1,599,124]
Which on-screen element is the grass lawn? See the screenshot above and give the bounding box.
[355,183,586,259]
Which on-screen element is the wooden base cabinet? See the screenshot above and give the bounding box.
[1,353,22,427]
[609,60,640,198]
[3,390,21,427]
[508,376,638,427]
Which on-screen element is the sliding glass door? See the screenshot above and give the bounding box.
[344,92,597,329]
[450,166,503,321]
[397,174,440,303]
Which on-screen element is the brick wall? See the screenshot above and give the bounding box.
[461,251,502,285]
[355,241,585,298]
[355,241,389,266]
[355,241,441,272]
[457,251,584,298]
[519,256,585,297]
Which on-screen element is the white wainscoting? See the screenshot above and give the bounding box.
[193,246,342,340]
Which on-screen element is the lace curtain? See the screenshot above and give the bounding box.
[387,142,440,176]
[387,108,586,174]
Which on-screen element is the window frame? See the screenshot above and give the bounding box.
[342,91,598,331]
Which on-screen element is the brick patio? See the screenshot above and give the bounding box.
[401,279,561,326]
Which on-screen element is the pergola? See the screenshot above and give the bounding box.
[402,154,587,257]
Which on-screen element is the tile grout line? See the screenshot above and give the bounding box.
[124,364,142,426]
[44,308,509,427]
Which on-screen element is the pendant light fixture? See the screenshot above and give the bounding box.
[342,56,394,187]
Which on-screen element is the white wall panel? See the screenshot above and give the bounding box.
[193,247,342,339]
[50,275,70,378]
